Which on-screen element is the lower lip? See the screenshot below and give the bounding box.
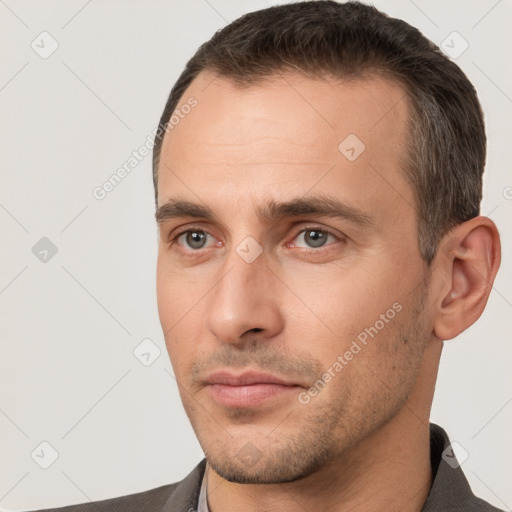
[207,383,300,407]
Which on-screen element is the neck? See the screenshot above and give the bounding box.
[206,339,442,512]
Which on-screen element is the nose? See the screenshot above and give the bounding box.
[206,246,284,346]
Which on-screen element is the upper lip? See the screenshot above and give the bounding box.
[204,370,299,387]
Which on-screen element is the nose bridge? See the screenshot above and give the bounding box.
[212,241,267,316]
[206,240,282,344]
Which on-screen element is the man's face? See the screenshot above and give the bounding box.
[156,71,434,484]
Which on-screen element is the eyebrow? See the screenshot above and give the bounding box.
[155,195,374,229]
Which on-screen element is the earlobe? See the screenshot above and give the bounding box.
[433,217,501,341]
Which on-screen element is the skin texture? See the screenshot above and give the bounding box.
[155,71,500,511]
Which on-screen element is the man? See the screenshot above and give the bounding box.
[33,1,503,511]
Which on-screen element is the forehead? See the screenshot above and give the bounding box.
[164,70,409,149]
[157,70,414,227]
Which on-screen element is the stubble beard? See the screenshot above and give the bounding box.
[189,288,431,485]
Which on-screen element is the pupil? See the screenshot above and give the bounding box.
[306,230,326,247]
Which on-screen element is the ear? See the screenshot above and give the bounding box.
[432,216,501,341]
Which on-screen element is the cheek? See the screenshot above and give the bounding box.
[161,321,202,391]
[156,258,200,366]
[284,262,392,342]
[156,254,199,327]
[156,253,171,310]
[284,258,417,381]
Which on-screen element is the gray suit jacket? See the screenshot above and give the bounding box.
[28,424,504,511]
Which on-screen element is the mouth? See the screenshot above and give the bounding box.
[204,370,303,408]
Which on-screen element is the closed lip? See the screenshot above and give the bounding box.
[204,370,301,387]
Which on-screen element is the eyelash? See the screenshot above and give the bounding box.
[167,225,344,253]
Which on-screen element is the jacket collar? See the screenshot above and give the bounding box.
[162,459,206,512]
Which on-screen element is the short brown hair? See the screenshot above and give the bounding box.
[152,0,486,264]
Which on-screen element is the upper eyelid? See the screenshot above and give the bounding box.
[169,224,345,247]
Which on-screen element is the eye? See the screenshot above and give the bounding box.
[171,229,217,250]
[291,228,339,249]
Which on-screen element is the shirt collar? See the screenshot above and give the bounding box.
[197,464,209,512]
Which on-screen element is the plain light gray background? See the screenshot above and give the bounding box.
[1,0,511,510]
